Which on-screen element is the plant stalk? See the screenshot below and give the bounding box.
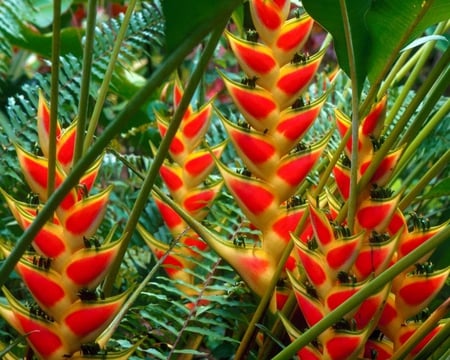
[393,98,450,184]
[384,25,443,130]
[398,89,450,149]
[339,0,360,231]
[47,0,62,197]
[399,149,450,211]
[391,297,450,360]
[83,0,138,152]
[73,0,97,164]
[392,21,448,85]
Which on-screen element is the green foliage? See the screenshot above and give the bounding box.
[0,0,83,58]
[163,0,242,52]
[117,248,256,359]
[303,0,450,94]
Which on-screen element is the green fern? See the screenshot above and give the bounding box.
[126,248,256,359]
[0,0,165,189]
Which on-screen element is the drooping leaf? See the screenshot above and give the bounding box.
[302,0,371,94]
[401,34,448,52]
[365,0,450,82]
[302,0,450,94]
[163,0,242,53]
[24,0,74,28]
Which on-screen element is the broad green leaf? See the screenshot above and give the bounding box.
[163,0,242,53]
[365,0,450,83]
[6,25,83,57]
[302,0,371,95]
[303,0,450,94]
[26,0,74,28]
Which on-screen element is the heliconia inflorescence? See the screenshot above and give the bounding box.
[137,77,225,296]
[0,93,134,359]
[206,0,328,308]
[284,96,449,359]
[200,0,447,358]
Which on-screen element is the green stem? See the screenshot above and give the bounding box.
[384,24,444,130]
[47,0,62,197]
[398,88,450,149]
[415,320,450,360]
[339,0,359,231]
[102,18,231,295]
[399,150,450,211]
[0,11,224,287]
[83,0,138,152]
[336,46,450,224]
[393,98,450,184]
[73,0,97,164]
[377,47,414,99]
[272,224,450,359]
[392,21,448,85]
[398,157,429,196]
[358,0,434,117]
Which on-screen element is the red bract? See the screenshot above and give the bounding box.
[286,84,447,357]
[0,93,129,359]
[138,78,223,296]
[207,0,327,306]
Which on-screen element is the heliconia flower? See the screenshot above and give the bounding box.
[138,78,224,296]
[394,268,448,320]
[396,321,446,358]
[352,230,401,280]
[0,92,131,358]
[280,85,448,358]
[197,0,329,312]
[364,337,394,360]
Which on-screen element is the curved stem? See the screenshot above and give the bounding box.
[392,21,448,86]
[83,0,138,152]
[102,17,231,295]
[384,25,444,131]
[399,150,450,211]
[73,0,97,164]
[339,0,359,231]
[47,0,62,197]
[393,98,450,184]
[272,225,450,359]
[358,0,435,117]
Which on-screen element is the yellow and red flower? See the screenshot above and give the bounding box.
[0,93,132,359]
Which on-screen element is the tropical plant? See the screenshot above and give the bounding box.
[0,0,448,359]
